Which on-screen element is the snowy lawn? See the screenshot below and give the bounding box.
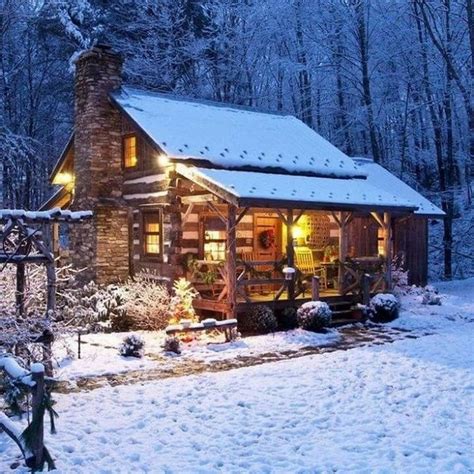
[54,328,341,380]
[1,279,473,472]
[52,277,474,381]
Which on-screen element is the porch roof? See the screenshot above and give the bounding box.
[353,158,444,217]
[176,165,419,213]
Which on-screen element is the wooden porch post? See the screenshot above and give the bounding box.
[226,204,237,319]
[286,209,295,301]
[370,211,393,291]
[384,212,393,290]
[332,211,352,292]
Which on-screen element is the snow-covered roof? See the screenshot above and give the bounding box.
[111,86,364,179]
[176,165,418,212]
[353,158,444,217]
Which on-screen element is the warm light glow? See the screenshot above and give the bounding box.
[292,225,304,239]
[53,172,74,186]
[124,135,137,168]
[144,212,161,255]
[157,154,170,167]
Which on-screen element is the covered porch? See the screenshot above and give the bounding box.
[176,165,416,319]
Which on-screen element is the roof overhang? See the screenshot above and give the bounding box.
[39,186,72,211]
[49,133,74,182]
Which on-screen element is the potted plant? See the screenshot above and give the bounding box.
[324,245,338,262]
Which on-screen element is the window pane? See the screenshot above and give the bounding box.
[146,222,160,233]
[124,136,137,168]
[204,242,226,261]
[143,212,161,255]
[146,234,160,254]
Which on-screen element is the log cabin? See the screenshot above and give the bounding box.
[43,45,444,320]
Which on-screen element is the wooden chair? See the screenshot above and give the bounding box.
[295,246,328,290]
[240,251,273,296]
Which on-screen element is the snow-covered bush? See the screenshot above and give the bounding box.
[117,276,172,331]
[164,336,181,354]
[368,293,400,322]
[238,305,278,334]
[119,334,145,358]
[392,255,410,295]
[297,301,332,331]
[58,275,173,331]
[0,371,30,415]
[422,285,442,305]
[58,281,127,331]
[277,306,298,329]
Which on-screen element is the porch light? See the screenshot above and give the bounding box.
[53,172,74,186]
[157,154,170,167]
[292,225,303,239]
[283,266,296,281]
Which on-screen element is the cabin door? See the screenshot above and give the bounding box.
[254,214,282,262]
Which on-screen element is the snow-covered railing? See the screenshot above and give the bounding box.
[0,207,92,223]
[0,356,56,470]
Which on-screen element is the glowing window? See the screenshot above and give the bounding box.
[203,218,226,261]
[123,135,137,168]
[377,227,384,256]
[143,212,161,256]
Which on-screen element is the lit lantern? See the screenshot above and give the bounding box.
[53,172,74,186]
[292,225,303,239]
[283,266,296,281]
[157,154,170,167]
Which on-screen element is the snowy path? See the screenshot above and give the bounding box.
[54,325,415,393]
[2,323,473,472]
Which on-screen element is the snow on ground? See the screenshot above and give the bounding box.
[54,328,340,380]
[392,277,474,333]
[1,279,473,473]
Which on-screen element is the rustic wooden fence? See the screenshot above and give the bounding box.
[0,356,56,470]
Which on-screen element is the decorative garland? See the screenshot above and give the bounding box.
[259,229,275,249]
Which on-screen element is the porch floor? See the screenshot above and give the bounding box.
[238,288,341,303]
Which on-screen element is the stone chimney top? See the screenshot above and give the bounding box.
[74,43,123,66]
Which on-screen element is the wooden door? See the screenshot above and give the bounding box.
[254,214,282,262]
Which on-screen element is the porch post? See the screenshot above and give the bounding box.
[286,209,295,301]
[337,212,350,292]
[383,212,393,290]
[226,204,237,319]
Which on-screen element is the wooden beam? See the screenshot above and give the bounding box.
[181,194,216,204]
[236,207,249,226]
[337,212,349,291]
[182,202,195,224]
[286,209,295,301]
[226,204,237,319]
[207,201,228,224]
[370,211,385,228]
[276,209,288,226]
[384,212,392,290]
[294,209,305,224]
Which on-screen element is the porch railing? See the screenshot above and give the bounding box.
[339,257,387,296]
[189,256,388,306]
[236,259,289,303]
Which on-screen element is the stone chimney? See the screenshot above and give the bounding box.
[69,45,130,284]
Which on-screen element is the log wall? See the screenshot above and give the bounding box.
[393,215,428,286]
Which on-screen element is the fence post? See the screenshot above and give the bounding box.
[362,273,372,306]
[311,276,320,301]
[31,363,45,469]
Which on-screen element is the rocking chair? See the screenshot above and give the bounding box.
[295,246,328,292]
